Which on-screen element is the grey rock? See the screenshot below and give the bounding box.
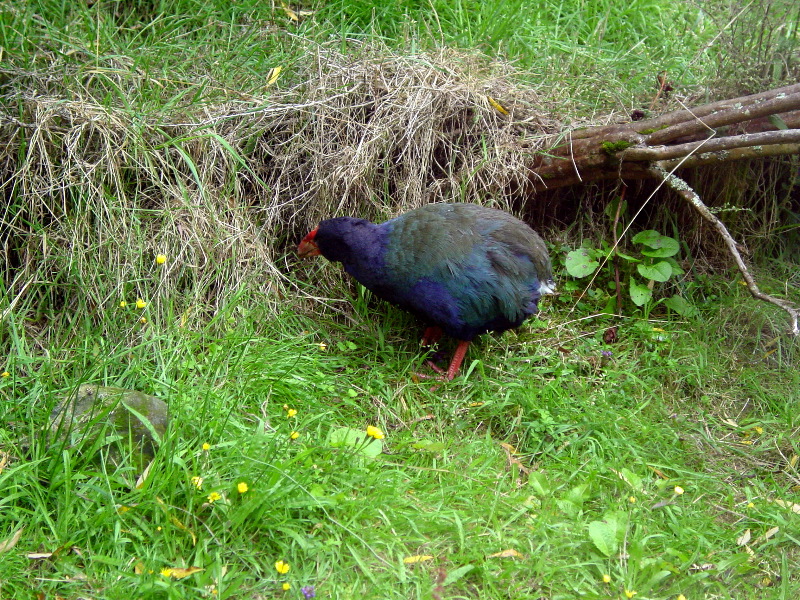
[50,384,168,460]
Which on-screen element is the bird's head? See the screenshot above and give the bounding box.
[297,228,321,258]
[297,217,377,264]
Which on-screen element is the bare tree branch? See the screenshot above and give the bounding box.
[648,165,800,336]
[567,83,800,142]
[529,85,800,192]
[657,143,800,170]
[646,91,800,145]
[620,129,800,161]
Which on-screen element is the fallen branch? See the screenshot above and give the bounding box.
[524,84,800,334]
[649,165,800,336]
[530,84,800,191]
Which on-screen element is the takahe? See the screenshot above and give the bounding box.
[298,203,554,380]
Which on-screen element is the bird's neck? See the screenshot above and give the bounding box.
[339,224,390,286]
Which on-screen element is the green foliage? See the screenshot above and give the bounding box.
[1,266,799,598]
[328,426,384,458]
[601,140,635,153]
[565,229,685,310]
[315,0,718,102]
[588,511,628,556]
[563,195,695,316]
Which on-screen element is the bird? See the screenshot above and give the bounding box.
[297,202,554,380]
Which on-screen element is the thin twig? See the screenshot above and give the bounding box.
[649,165,800,336]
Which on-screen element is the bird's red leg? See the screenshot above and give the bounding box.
[420,326,443,347]
[445,340,471,380]
[419,326,446,375]
[414,333,469,383]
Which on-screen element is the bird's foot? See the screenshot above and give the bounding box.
[411,361,453,391]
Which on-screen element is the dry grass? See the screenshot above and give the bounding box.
[1,44,567,317]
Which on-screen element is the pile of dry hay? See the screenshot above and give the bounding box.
[1,45,572,319]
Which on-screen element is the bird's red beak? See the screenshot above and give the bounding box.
[297,228,321,258]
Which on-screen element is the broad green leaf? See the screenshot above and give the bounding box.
[615,251,640,262]
[588,511,629,557]
[768,114,788,130]
[588,520,617,557]
[329,427,382,457]
[632,230,680,257]
[664,257,685,275]
[564,484,590,505]
[637,261,673,282]
[664,295,700,318]
[557,498,582,517]
[629,279,652,306]
[618,468,643,491]
[559,484,590,516]
[412,440,446,452]
[641,245,680,258]
[528,471,551,496]
[565,249,599,278]
[443,564,475,585]
[604,197,628,219]
[641,570,674,592]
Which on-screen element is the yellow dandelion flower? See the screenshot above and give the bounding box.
[136,298,147,309]
[652,327,665,332]
[119,301,127,308]
[366,425,385,440]
[139,317,147,324]
[157,526,162,531]
[282,583,291,591]
[202,442,211,451]
[160,568,173,577]
[602,574,611,583]
[747,502,755,508]
[287,409,298,418]
[674,485,685,495]
[1,371,9,378]
[677,595,687,600]
[191,476,204,490]
[275,560,290,574]
[628,496,636,503]
[237,482,249,494]
[625,590,637,599]
[754,426,763,435]
[290,431,300,440]
[318,342,327,350]
[156,254,167,265]
[207,491,222,503]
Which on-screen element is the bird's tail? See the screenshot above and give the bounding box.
[540,278,556,295]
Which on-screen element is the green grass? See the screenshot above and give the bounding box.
[1,0,723,108]
[2,0,800,598]
[2,270,799,598]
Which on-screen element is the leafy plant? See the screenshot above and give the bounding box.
[565,200,696,316]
